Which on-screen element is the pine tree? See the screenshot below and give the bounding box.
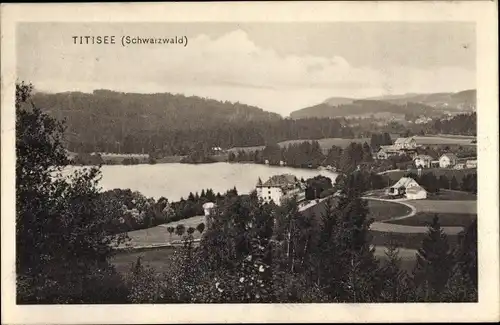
[450,176,459,190]
[413,215,453,301]
[312,173,380,302]
[379,239,411,302]
[362,142,373,162]
[442,219,477,302]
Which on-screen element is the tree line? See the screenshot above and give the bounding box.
[229,141,375,173]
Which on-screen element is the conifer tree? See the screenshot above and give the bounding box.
[413,215,453,301]
[379,239,411,302]
[442,219,478,302]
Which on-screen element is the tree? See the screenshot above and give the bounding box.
[413,215,453,302]
[196,223,205,234]
[379,239,411,302]
[167,226,175,239]
[312,173,380,302]
[438,175,449,190]
[442,219,477,302]
[126,257,167,303]
[16,82,127,303]
[175,224,186,237]
[187,227,196,235]
[362,142,373,162]
[450,176,459,190]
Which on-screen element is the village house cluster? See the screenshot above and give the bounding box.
[376,136,477,170]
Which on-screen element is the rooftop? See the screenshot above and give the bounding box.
[391,177,419,189]
[259,174,299,188]
[394,137,415,145]
[440,153,458,160]
[406,185,427,194]
[414,154,433,160]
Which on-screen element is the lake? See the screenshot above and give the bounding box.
[64,162,338,201]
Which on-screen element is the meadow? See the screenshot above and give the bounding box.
[385,212,476,227]
[228,134,476,154]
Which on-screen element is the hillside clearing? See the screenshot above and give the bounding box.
[406,199,476,214]
[385,212,476,227]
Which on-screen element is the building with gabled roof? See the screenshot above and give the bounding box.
[385,177,421,196]
[256,174,304,206]
[439,153,459,168]
[414,154,434,168]
[394,137,417,150]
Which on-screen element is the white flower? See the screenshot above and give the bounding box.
[259,265,265,272]
[245,255,252,262]
[239,277,245,283]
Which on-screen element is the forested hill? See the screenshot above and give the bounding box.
[290,100,438,119]
[31,90,281,133]
[28,90,353,155]
[290,89,476,119]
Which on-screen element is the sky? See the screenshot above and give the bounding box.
[17,22,476,116]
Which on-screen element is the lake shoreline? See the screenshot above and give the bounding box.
[63,162,339,202]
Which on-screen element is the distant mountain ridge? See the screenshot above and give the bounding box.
[290,89,476,119]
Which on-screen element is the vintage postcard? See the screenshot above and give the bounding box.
[1,1,499,324]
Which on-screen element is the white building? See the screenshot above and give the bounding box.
[405,185,427,200]
[256,174,304,206]
[439,153,459,168]
[385,177,421,196]
[414,154,433,168]
[466,159,477,169]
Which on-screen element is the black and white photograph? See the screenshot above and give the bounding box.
[1,2,498,324]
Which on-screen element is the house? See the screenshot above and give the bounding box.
[414,154,433,168]
[376,137,418,160]
[377,146,400,160]
[394,137,417,150]
[256,174,304,206]
[466,159,477,169]
[405,185,427,200]
[385,177,421,196]
[439,153,459,168]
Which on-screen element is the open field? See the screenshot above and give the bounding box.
[413,135,476,146]
[227,134,476,154]
[371,229,460,250]
[427,190,477,201]
[300,196,412,222]
[122,215,205,248]
[406,199,476,214]
[385,212,476,227]
[366,199,413,221]
[228,137,371,153]
[111,244,418,275]
[112,246,177,275]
